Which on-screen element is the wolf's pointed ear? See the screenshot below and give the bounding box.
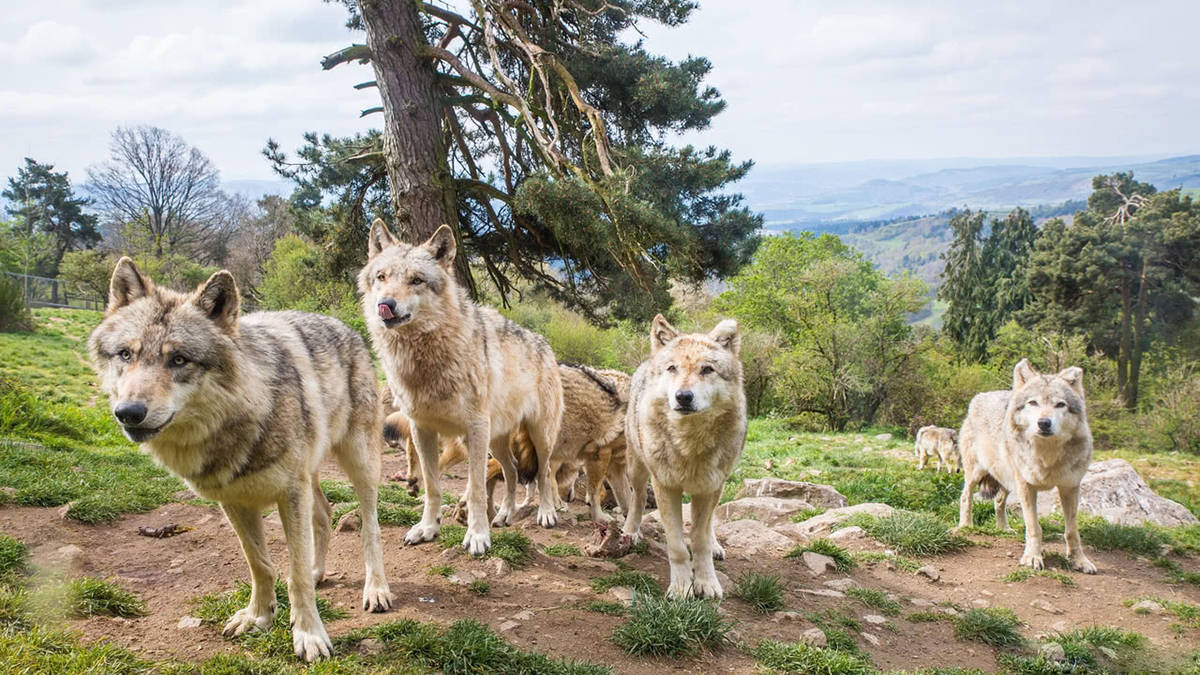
[194,270,240,332]
[107,257,152,314]
[368,219,398,259]
[422,224,457,268]
[708,319,741,354]
[1057,366,1084,395]
[650,314,678,354]
[1012,358,1038,389]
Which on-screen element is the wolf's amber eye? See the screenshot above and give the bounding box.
[169,355,188,367]
[376,271,386,282]
[1054,401,1067,408]
[410,276,424,286]
[666,365,677,373]
[117,349,132,362]
[700,365,715,375]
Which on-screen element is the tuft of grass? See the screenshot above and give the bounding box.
[582,601,627,616]
[852,550,922,573]
[611,595,731,657]
[1154,557,1200,587]
[65,577,147,618]
[0,585,32,631]
[1002,567,1076,586]
[628,539,650,556]
[906,611,944,623]
[730,571,785,614]
[786,538,856,572]
[428,564,454,578]
[468,579,490,596]
[318,479,357,504]
[544,543,583,558]
[850,510,969,557]
[790,506,828,523]
[952,607,1023,648]
[846,587,901,616]
[0,625,154,674]
[1126,596,1200,629]
[749,639,873,674]
[438,524,468,549]
[590,569,661,597]
[0,534,28,581]
[193,579,347,658]
[1078,517,1171,558]
[377,504,421,527]
[1002,626,1149,674]
[489,530,533,568]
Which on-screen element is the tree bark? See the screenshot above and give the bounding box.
[358,0,470,289]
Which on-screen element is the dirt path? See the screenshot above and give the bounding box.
[2,455,1198,672]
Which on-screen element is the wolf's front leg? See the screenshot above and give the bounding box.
[1016,480,1044,570]
[1058,484,1097,574]
[688,489,724,598]
[405,426,443,545]
[277,484,332,662]
[654,480,692,598]
[462,418,493,555]
[220,503,277,638]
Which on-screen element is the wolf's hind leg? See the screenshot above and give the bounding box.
[277,482,333,661]
[957,471,980,530]
[1058,484,1097,574]
[311,474,331,585]
[621,456,650,542]
[220,503,277,638]
[994,486,1011,531]
[527,417,561,529]
[488,434,518,526]
[405,425,444,546]
[333,431,394,612]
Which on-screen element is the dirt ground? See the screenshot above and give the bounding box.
[2,450,1198,673]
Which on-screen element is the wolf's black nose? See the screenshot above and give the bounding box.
[675,390,694,406]
[1037,417,1052,433]
[115,402,148,426]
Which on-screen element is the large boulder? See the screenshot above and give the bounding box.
[774,502,896,541]
[735,478,849,508]
[1031,459,1197,527]
[715,519,795,555]
[715,496,816,526]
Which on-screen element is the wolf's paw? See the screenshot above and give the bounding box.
[462,528,492,556]
[292,624,333,662]
[537,506,559,528]
[622,529,641,546]
[222,607,273,638]
[711,541,726,561]
[1019,551,1044,570]
[666,578,693,599]
[362,581,394,613]
[312,567,326,586]
[491,504,513,528]
[404,521,440,546]
[691,574,723,599]
[1070,555,1097,574]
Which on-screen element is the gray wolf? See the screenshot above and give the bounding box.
[956,359,1096,573]
[621,315,746,598]
[914,425,960,473]
[379,384,466,497]
[89,258,392,662]
[359,221,563,554]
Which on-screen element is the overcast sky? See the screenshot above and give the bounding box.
[2,0,1198,184]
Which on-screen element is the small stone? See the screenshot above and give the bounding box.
[979,589,994,597]
[1031,599,1063,615]
[513,610,534,621]
[440,546,464,560]
[911,598,934,607]
[560,594,581,604]
[176,616,203,629]
[490,559,511,577]
[829,526,866,541]
[862,614,888,625]
[797,588,845,598]
[1051,620,1071,633]
[497,620,520,632]
[824,578,858,591]
[0,487,17,499]
[715,570,732,590]
[57,502,77,519]
[1099,646,1117,660]
[610,586,635,606]
[1034,642,1065,662]
[357,638,383,655]
[335,510,361,532]
[939,607,958,616]
[778,611,804,622]
[800,628,827,647]
[512,504,538,522]
[861,632,881,646]
[802,551,837,576]
[972,599,990,609]
[874,433,893,441]
[917,565,940,581]
[1130,599,1164,614]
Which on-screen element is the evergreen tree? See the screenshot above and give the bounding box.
[2,158,99,276]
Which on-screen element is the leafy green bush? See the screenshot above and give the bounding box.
[0,275,33,333]
[611,595,731,656]
[258,234,365,339]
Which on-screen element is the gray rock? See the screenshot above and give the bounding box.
[1130,599,1164,614]
[735,478,849,508]
[802,551,837,575]
[862,614,888,625]
[775,502,896,540]
[715,519,794,554]
[798,588,846,598]
[497,620,520,632]
[176,616,203,629]
[917,565,940,581]
[357,638,383,655]
[972,599,990,608]
[911,598,934,607]
[824,578,858,591]
[1027,459,1198,528]
[490,558,511,578]
[1031,599,1062,615]
[777,611,804,622]
[513,610,533,621]
[829,526,866,541]
[874,433,893,441]
[610,586,635,607]
[1039,642,1066,662]
[715,497,817,526]
[800,628,827,647]
[861,631,881,646]
[335,510,361,532]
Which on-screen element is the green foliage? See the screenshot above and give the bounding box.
[0,535,28,581]
[467,579,490,596]
[488,530,533,569]
[853,551,923,573]
[194,579,347,658]
[786,538,856,572]
[258,234,366,340]
[1077,517,1171,557]
[57,249,112,301]
[906,611,944,623]
[543,543,583,558]
[590,569,661,597]
[845,587,901,616]
[611,595,731,657]
[850,510,969,557]
[428,565,454,578]
[749,639,873,674]
[952,607,1023,648]
[0,274,33,332]
[730,571,785,614]
[0,625,154,674]
[2,158,100,275]
[498,294,643,371]
[1002,567,1075,586]
[1127,596,1200,629]
[64,577,146,619]
[582,601,627,616]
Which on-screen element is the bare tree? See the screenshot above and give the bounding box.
[88,126,228,258]
[222,195,295,296]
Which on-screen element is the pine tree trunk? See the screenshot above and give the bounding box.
[358,0,470,289]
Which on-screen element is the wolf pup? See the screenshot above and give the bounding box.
[957,359,1096,573]
[360,221,563,554]
[88,259,392,661]
[914,425,960,473]
[621,315,745,598]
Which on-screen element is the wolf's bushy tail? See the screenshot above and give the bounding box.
[978,473,1001,500]
[510,426,540,485]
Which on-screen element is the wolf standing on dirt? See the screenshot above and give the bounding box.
[957,359,1097,574]
[359,220,563,555]
[622,315,746,599]
[88,259,393,662]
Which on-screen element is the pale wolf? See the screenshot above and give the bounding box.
[359,221,563,554]
[621,315,746,598]
[89,258,392,661]
[957,359,1097,573]
[379,384,466,497]
[914,425,960,473]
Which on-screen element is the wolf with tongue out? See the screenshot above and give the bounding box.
[358,219,564,555]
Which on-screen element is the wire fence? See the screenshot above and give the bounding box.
[3,271,105,311]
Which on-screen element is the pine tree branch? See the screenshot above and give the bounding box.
[321,44,372,70]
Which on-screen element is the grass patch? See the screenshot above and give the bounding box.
[1155,557,1200,586]
[0,625,154,674]
[193,579,347,658]
[1000,626,1149,674]
[906,611,944,623]
[490,530,533,568]
[590,569,661,597]
[1002,567,1076,586]
[786,538,856,572]
[428,564,454,578]
[1078,517,1171,558]
[0,534,28,580]
[378,503,421,527]
[790,506,827,523]
[749,639,873,674]
[468,579,490,596]
[850,510,969,557]
[730,571,785,614]
[845,587,901,616]
[1126,596,1200,629]
[438,524,467,549]
[853,551,922,573]
[64,577,146,619]
[544,543,583,557]
[611,595,731,657]
[582,601,627,616]
[952,607,1023,648]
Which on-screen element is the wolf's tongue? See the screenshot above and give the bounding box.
[378,303,395,320]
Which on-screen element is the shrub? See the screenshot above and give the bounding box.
[0,535,28,580]
[0,275,33,333]
[611,595,731,656]
[468,579,490,596]
[1078,517,1170,557]
[730,572,785,614]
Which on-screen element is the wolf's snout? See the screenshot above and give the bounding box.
[377,298,397,319]
[1037,417,1053,434]
[674,390,694,407]
[114,401,148,426]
